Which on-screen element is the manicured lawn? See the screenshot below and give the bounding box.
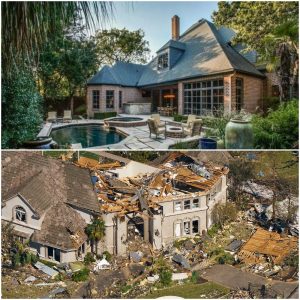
[43,150,69,158]
[141,282,229,299]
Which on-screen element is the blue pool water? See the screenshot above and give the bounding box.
[51,125,125,148]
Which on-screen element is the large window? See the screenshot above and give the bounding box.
[15,206,26,222]
[183,79,224,115]
[47,246,61,262]
[157,52,169,70]
[106,90,114,109]
[236,78,244,111]
[119,91,122,108]
[92,90,100,109]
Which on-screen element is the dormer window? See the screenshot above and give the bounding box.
[15,206,26,222]
[157,52,169,70]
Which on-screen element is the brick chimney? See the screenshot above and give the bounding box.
[172,15,180,40]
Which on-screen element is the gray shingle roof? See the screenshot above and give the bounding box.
[87,19,264,87]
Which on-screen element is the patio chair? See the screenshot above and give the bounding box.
[182,114,196,129]
[183,119,203,137]
[46,111,57,123]
[148,118,166,139]
[63,110,72,123]
[151,114,165,126]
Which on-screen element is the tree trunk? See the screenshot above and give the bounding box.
[70,95,74,115]
[278,43,291,102]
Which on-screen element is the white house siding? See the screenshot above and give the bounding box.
[1,195,45,236]
[87,85,151,117]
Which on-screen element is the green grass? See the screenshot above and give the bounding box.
[141,282,229,299]
[79,151,100,161]
[42,150,69,158]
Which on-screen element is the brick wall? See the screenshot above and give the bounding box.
[231,73,264,113]
[87,85,151,118]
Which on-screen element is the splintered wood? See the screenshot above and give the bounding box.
[75,157,122,170]
[238,228,298,264]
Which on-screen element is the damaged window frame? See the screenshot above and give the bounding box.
[183,219,191,235]
[174,201,182,212]
[174,221,181,237]
[192,198,199,208]
[15,206,26,222]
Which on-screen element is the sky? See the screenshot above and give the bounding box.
[99,1,219,58]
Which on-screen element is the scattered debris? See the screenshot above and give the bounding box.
[130,251,143,263]
[46,287,70,299]
[94,256,111,271]
[225,240,243,253]
[172,273,189,281]
[147,274,159,283]
[34,261,59,279]
[172,254,190,269]
[24,275,37,283]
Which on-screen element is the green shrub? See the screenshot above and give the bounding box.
[2,67,43,148]
[94,112,117,119]
[84,252,95,266]
[38,259,57,268]
[173,114,188,122]
[217,252,234,265]
[284,251,299,267]
[207,224,220,237]
[159,269,172,286]
[102,250,112,262]
[191,271,199,283]
[74,104,86,115]
[72,268,90,282]
[12,252,21,268]
[252,100,298,149]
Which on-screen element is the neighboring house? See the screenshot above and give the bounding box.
[87,16,271,117]
[1,152,100,263]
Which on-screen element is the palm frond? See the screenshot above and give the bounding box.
[1,1,114,71]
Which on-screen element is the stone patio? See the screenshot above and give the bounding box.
[38,114,204,150]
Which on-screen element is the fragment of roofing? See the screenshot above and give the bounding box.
[86,152,229,217]
[87,18,263,88]
[2,152,99,250]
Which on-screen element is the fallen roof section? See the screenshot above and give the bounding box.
[238,228,298,264]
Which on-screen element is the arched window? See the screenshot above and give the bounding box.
[15,206,26,222]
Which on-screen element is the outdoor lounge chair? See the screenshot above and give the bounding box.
[46,111,57,123]
[182,114,196,130]
[151,114,165,126]
[183,119,203,137]
[63,110,72,122]
[148,118,166,139]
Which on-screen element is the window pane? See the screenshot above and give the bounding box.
[184,200,190,210]
[174,201,182,211]
[192,220,199,233]
[183,221,190,235]
[192,199,199,208]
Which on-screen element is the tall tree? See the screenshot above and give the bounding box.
[85,218,106,255]
[95,28,150,65]
[212,1,299,101]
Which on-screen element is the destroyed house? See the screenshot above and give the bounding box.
[90,152,229,255]
[1,152,100,263]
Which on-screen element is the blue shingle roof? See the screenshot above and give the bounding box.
[88,19,264,87]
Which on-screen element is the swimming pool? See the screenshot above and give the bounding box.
[50,124,125,148]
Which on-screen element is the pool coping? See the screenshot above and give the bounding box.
[37,116,206,150]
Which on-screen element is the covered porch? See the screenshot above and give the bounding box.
[142,84,178,116]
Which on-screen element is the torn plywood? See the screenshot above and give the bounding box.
[238,228,298,264]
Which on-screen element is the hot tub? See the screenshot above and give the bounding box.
[123,102,151,114]
[104,117,147,127]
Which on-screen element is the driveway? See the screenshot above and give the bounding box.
[201,264,298,299]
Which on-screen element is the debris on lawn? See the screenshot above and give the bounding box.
[34,261,59,279]
[172,272,189,281]
[94,255,111,271]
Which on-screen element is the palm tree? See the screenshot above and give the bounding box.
[262,19,298,102]
[85,217,106,256]
[1,1,113,72]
